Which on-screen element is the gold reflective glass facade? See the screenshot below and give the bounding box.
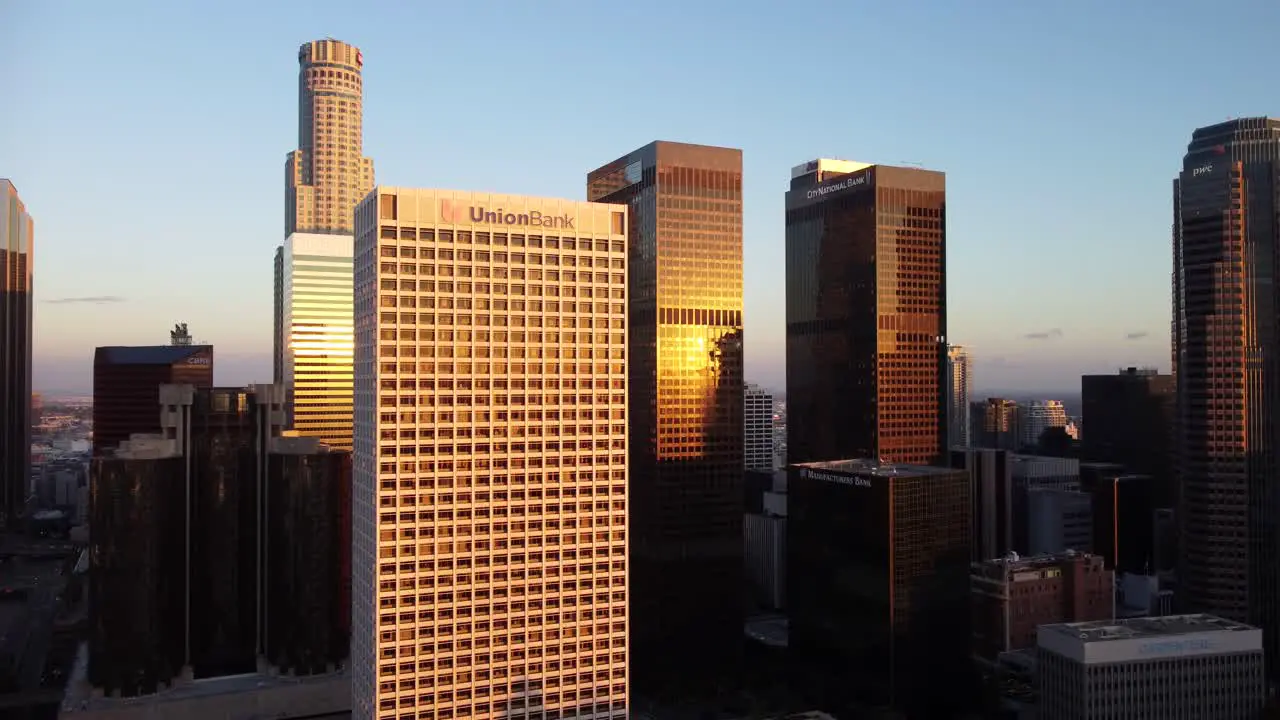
[352,188,630,720]
[588,142,744,696]
[282,233,355,451]
[286,39,375,236]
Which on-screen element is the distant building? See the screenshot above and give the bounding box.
[1080,466,1155,574]
[1081,367,1174,506]
[1009,454,1079,553]
[1,179,34,527]
[970,551,1112,665]
[1020,400,1068,448]
[91,345,213,456]
[974,398,1020,451]
[951,448,1014,561]
[790,459,970,717]
[1027,487,1093,555]
[947,345,971,447]
[744,471,786,609]
[1037,615,1265,719]
[745,384,777,471]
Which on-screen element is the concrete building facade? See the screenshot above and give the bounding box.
[285,39,374,236]
[352,188,630,719]
[1037,615,1265,719]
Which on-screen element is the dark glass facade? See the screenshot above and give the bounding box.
[1081,469,1154,574]
[785,164,947,466]
[789,460,971,717]
[1173,119,1280,671]
[973,397,1021,451]
[92,345,213,455]
[264,445,350,675]
[1081,367,1174,506]
[951,447,1013,561]
[0,180,32,528]
[188,388,270,678]
[588,141,744,695]
[89,450,186,696]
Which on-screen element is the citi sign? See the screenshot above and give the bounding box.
[441,200,575,229]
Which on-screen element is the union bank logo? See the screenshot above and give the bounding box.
[439,199,574,229]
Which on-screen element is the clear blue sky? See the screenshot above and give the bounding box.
[4,0,1277,395]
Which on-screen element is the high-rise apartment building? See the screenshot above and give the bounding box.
[275,233,355,450]
[352,188,630,720]
[785,159,947,467]
[789,459,971,717]
[947,345,971,448]
[92,345,213,455]
[1081,367,1174,505]
[587,141,744,695]
[974,397,1020,451]
[1173,119,1280,666]
[0,180,33,527]
[1020,399,1069,448]
[745,384,776,471]
[285,39,374,236]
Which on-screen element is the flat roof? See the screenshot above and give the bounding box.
[94,345,211,366]
[1041,614,1254,643]
[794,458,959,479]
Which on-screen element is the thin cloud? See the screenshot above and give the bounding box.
[1125,331,1149,340]
[45,296,126,305]
[1022,328,1063,341]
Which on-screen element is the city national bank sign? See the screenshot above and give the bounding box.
[805,171,871,201]
[800,468,872,488]
[441,199,575,229]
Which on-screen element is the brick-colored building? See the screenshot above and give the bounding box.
[970,551,1113,665]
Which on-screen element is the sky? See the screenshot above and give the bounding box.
[3,0,1278,396]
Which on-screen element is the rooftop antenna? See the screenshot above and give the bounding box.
[170,323,192,347]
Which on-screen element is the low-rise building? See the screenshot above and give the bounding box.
[1037,614,1265,719]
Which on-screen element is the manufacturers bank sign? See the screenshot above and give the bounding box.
[441,199,575,229]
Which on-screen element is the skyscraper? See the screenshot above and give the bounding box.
[276,234,355,450]
[0,180,32,527]
[745,383,776,471]
[786,159,947,466]
[947,344,971,447]
[587,141,744,696]
[352,188,630,720]
[277,39,371,450]
[285,39,374,236]
[1173,118,1280,666]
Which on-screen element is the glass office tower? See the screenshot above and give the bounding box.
[588,141,744,697]
[277,233,355,451]
[0,179,32,527]
[785,159,947,467]
[1173,118,1280,676]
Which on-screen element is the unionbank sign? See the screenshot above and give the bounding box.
[441,199,575,229]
